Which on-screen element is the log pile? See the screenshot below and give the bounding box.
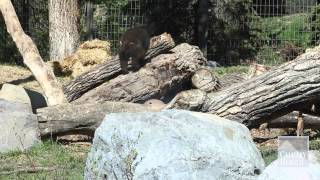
[37,33,320,137]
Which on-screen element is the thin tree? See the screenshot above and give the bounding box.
[0,0,67,105]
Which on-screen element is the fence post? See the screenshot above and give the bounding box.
[85,0,94,40]
[197,0,208,58]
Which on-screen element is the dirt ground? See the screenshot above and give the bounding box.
[0,64,72,94]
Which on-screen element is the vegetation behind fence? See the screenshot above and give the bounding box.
[0,0,319,66]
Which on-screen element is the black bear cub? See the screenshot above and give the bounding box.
[119,26,150,74]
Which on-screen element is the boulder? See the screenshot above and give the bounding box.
[84,110,264,180]
[0,83,31,107]
[258,150,320,180]
[0,99,40,153]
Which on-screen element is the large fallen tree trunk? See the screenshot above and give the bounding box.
[38,103,320,137]
[74,43,206,103]
[197,47,320,127]
[64,33,175,102]
[37,102,156,137]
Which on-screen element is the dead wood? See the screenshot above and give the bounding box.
[64,33,175,102]
[37,101,162,137]
[74,43,206,103]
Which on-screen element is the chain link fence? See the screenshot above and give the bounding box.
[0,0,319,66]
[0,0,48,64]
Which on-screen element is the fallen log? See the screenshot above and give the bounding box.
[75,43,206,103]
[266,111,320,129]
[37,101,156,137]
[37,102,320,137]
[199,47,320,127]
[164,46,320,127]
[64,33,175,102]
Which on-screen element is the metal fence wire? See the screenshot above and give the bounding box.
[0,0,48,64]
[0,0,319,66]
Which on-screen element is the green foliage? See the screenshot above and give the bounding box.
[310,138,320,150]
[259,13,311,48]
[253,13,312,65]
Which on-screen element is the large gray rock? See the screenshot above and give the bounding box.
[258,150,320,180]
[85,110,264,180]
[0,83,31,107]
[0,99,40,153]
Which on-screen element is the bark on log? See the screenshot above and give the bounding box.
[200,46,320,127]
[37,102,320,137]
[37,102,159,137]
[75,43,206,103]
[0,0,67,106]
[64,33,175,102]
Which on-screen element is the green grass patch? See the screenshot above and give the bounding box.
[213,65,249,77]
[0,141,90,180]
[310,138,320,150]
[259,148,277,166]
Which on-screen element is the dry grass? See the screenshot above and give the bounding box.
[0,64,72,94]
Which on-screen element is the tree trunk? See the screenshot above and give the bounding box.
[37,102,155,137]
[200,48,320,127]
[0,0,66,106]
[49,0,80,61]
[64,33,176,102]
[37,104,320,137]
[75,43,206,103]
